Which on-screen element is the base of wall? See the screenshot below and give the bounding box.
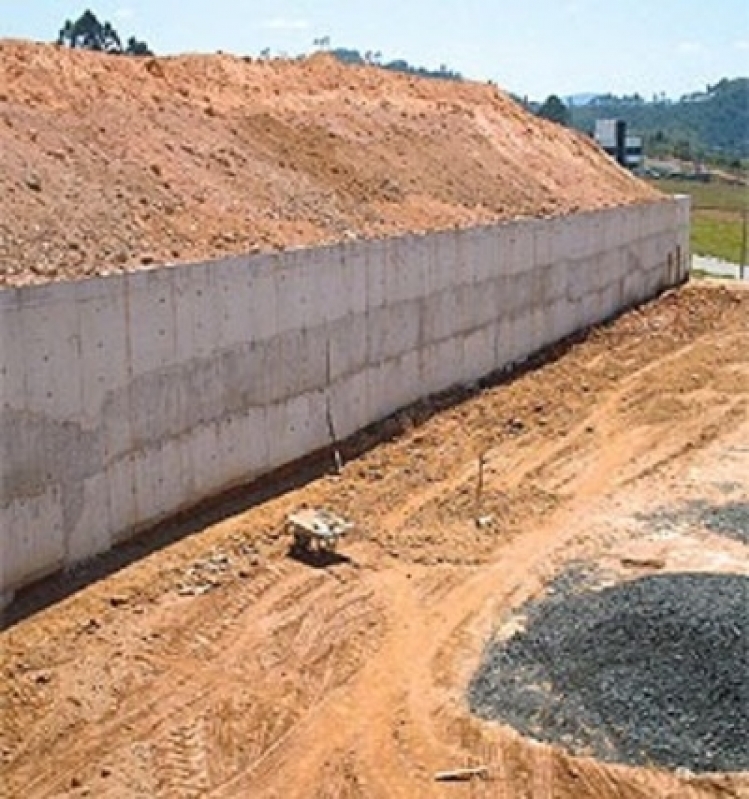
[1,591,14,613]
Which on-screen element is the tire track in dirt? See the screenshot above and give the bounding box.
[3,563,296,785]
[7,563,384,798]
[154,722,210,799]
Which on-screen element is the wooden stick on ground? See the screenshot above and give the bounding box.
[434,766,490,782]
[474,451,487,524]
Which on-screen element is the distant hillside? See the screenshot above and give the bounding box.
[566,93,599,107]
[570,79,749,161]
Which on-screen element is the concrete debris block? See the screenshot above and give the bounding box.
[287,508,353,554]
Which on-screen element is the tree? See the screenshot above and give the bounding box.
[57,9,109,50]
[537,95,570,126]
[57,9,152,56]
[101,22,122,52]
[673,139,693,162]
[125,36,153,56]
[58,19,74,47]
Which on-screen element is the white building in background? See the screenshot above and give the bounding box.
[625,135,644,169]
[594,119,643,170]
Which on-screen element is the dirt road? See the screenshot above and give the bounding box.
[2,282,747,798]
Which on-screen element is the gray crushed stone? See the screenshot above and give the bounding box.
[639,500,749,545]
[469,572,749,773]
[698,502,749,545]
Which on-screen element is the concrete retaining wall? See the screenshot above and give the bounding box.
[0,197,690,600]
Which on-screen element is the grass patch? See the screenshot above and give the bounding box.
[648,178,748,264]
[651,179,748,213]
[692,216,745,263]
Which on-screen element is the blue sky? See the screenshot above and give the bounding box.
[2,1,747,99]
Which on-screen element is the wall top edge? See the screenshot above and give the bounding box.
[0,196,681,305]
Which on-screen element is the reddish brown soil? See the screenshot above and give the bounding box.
[2,283,748,798]
[0,41,660,287]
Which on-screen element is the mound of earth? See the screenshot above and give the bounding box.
[0,41,660,287]
[469,572,749,774]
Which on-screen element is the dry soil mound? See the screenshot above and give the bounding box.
[0,41,660,287]
[469,572,749,774]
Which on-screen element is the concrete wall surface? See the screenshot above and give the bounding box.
[0,197,690,599]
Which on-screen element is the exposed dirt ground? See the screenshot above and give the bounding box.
[2,282,747,798]
[0,41,660,287]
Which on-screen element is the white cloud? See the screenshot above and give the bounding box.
[114,7,134,20]
[261,17,310,31]
[676,41,704,55]
[734,39,749,51]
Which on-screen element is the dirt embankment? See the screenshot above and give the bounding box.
[0,41,660,287]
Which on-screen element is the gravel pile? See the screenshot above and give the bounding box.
[698,502,749,545]
[639,500,749,545]
[469,573,749,773]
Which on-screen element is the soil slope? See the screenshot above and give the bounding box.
[0,40,659,287]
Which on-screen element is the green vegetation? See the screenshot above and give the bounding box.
[572,79,749,162]
[654,179,748,213]
[650,178,748,264]
[56,9,153,56]
[691,216,745,264]
[328,47,462,81]
[537,95,570,126]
